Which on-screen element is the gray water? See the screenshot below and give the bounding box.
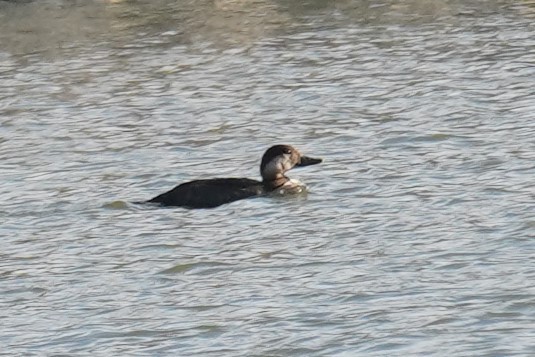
[1,0,535,355]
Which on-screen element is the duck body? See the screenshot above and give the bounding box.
[148,178,265,208]
[145,145,322,209]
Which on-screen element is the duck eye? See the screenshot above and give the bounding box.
[283,148,292,155]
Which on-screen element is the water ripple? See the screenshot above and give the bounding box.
[1,0,535,356]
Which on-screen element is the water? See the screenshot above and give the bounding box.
[1,0,534,355]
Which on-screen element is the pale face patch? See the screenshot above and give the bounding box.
[262,153,294,179]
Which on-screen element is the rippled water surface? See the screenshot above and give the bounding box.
[1,0,535,355]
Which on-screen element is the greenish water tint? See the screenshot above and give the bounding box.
[1,0,534,355]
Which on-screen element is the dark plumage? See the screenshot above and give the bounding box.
[148,178,264,208]
[144,144,322,209]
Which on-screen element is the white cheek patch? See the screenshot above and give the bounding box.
[264,158,283,177]
[282,159,293,171]
[264,155,294,177]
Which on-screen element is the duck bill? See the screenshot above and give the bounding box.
[297,156,322,167]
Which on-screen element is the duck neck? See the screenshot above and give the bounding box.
[262,174,289,190]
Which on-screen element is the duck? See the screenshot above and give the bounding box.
[144,144,322,208]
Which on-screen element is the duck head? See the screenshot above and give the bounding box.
[260,144,322,189]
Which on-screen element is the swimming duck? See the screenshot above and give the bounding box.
[145,144,322,208]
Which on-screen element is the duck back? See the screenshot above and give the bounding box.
[148,178,264,208]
